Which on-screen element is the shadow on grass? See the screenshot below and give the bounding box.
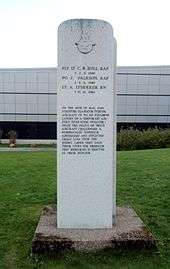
[27,248,166,269]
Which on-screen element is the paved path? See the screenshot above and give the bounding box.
[0,147,56,152]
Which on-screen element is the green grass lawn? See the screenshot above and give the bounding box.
[0,149,169,269]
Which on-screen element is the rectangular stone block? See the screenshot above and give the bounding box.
[57,19,116,228]
[32,206,156,253]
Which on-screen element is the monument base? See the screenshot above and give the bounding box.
[32,206,156,254]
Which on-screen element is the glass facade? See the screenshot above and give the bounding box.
[0,66,170,138]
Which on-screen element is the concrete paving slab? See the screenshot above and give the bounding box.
[32,206,156,253]
[0,147,56,152]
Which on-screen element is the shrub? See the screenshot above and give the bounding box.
[7,130,17,145]
[117,128,170,151]
[0,129,3,144]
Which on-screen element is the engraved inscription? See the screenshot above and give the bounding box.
[61,106,109,155]
[61,65,109,94]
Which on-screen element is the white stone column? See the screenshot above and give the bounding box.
[57,19,117,228]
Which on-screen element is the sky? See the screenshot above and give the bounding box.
[0,0,170,68]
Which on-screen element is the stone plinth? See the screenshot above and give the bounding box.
[32,206,156,253]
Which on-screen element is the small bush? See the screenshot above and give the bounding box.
[0,129,3,144]
[117,128,170,151]
[7,130,17,145]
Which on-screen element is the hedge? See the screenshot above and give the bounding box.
[117,128,170,151]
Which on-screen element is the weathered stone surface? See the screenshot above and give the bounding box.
[32,206,156,253]
[57,19,117,228]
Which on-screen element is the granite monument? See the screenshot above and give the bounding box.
[32,19,155,253]
[57,19,117,229]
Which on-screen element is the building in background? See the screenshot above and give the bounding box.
[0,66,170,139]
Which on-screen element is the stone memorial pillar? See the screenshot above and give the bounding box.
[57,19,117,228]
[32,20,155,252]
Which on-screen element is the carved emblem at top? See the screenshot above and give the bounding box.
[75,29,96,54]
